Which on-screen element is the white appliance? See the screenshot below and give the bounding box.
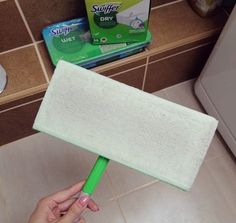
[195,6,236,156]
[0,65,7,94]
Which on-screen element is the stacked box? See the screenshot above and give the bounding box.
[85,0,151,44]
[42,17,151,68]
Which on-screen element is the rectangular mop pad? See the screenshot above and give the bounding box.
[33,60,218,191]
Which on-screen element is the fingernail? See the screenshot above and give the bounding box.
[79,218,86,223]
[73,217,80,223]
[94,205,99,211]
[77,195,90,207]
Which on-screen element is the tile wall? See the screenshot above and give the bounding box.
[0,0,230,145]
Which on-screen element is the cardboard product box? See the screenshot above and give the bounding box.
[85,0,151,44]
[42,17,151,68]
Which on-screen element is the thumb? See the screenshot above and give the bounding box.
[59,194,90,223]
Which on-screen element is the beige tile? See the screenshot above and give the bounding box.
[25,134,114,203]
[152,89,169,99]
[0,182,8,223]
[0,133,114,223]
[206,153,236,214]
[164,79,204,112]
[119,182,199,223]
[205,133,230,162]
[83,200,125,223]
[107,161,155,196]
[119,164,236,223]
[190,164,236,222]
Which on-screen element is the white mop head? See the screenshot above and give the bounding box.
[33,60,218,191]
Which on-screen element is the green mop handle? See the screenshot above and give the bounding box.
[82,155,109,195]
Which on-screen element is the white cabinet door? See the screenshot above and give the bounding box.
[195,6,236,156]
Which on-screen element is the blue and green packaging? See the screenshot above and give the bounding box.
[42,18,151,68]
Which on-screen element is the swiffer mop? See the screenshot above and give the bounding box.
[33,60,218,201]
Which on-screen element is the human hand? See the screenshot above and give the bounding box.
[28,181,99,223]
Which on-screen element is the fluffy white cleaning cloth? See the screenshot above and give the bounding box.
[34,60,218,191]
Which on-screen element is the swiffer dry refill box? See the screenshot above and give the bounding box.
[85,0,151,44]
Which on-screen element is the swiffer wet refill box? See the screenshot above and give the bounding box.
[42,18,151,68]
[85,0,151,44]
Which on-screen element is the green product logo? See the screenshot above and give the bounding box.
[91,3,121,28]
[52,31,83,54]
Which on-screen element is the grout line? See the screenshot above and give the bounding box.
[34,44,50,82]
[14,0,49,82]
[142,56,149,90]
[148,42,214,65]
[152,88,169,98]
[0,84,47,110]
[109,180,158,201]
[116,200,128,223]
[151,0,184,11]
[204,155,222,164]
[105,171,129,223]
[14,0,36,43]
[104,170,117,198]
[93,51,148,74]
[222,7,230,16]
[162,78,196,92]
[36,40,44,44]
[105,167,158,221]
[0,43,34,55]
[108,64,146,78]
[0,98,43,114]
[104,170,120,200]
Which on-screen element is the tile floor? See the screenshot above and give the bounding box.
[0,79,236,223]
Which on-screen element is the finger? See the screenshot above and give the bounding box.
[51,207,61,219]
[79,216,86,223]
[49,181,85,203]
[74,216,86,223]
[58,197,76,211]
[58,194,90,223]
[87,199,99,212]
[59,198,99,213]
